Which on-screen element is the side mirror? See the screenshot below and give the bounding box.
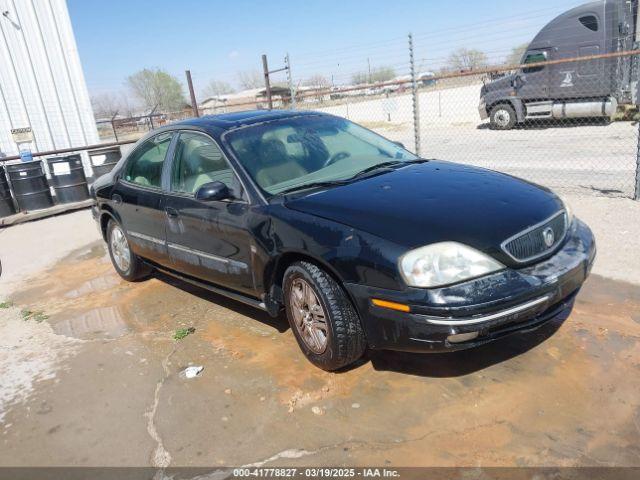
[195,181,232,201]
[392,141,405,149]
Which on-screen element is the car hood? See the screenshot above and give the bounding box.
[284,161,562,263]
[482,74,515,94]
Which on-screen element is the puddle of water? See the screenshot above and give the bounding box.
[52,306,130,340]
[64,275,121,299]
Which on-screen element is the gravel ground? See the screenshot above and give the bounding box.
[565,193,640,285]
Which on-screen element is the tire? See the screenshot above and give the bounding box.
[490,103,517,130]
[107,220,151,281]
[283,261,366,371]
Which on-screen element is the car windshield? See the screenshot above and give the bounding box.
[225,115,418,195]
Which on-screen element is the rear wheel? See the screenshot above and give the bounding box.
[107,220,151,281]
[490,103,517,130]
[283,261,366,371]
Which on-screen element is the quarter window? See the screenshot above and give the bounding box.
[522,51,547,74]
[124,132,172,188]
[579,15,598,32]
[171,132,241,197]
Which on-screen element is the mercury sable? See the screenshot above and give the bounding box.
[91,110,596,370]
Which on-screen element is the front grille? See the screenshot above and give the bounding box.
[502,211,567,262]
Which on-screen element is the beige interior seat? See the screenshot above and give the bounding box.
[255,139,307,188]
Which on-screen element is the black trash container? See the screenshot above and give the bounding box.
[46,155,90,204]
[89,146,121,179]
[0,166,17,217]
[6,161,54,211]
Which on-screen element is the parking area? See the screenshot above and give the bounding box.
[1,198,639,468]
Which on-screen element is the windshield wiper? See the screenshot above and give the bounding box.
[349,158,429,180]
[278,180,348,196]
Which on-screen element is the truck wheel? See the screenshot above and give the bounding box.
[107,220,151,281]
[490,104,516,130]
[283,261,366,371]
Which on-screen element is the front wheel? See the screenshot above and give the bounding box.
[107,220,151,281]
[489,103,517,130]
[283,261,366,371]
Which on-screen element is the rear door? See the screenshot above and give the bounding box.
[163,130,255,295]
[113,131,174,266]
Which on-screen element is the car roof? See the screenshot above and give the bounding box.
[173,109,324,132]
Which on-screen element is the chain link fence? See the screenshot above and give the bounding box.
[290,52,640,199]
[94,49,640,200]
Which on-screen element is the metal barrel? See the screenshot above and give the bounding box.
[88,146,121,179]
[0,166,17,217]
[6,161,54,211]
[46,154,90,204]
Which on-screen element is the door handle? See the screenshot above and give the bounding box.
[165,207,179,218]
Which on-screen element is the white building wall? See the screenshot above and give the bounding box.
[0,0,98,165]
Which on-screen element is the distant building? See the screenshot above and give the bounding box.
[199,86,292,114]
[0,0,99,161]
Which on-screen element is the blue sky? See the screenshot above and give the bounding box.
[68,0,584,99]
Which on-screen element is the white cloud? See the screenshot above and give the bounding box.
[228,50,239,59]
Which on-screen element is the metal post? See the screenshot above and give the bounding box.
[262,54,273,110]
[110,112,119,142]
[285,53,296,109]
[185,70,199,118]
[635,121,640,200]
[409,33,421,156]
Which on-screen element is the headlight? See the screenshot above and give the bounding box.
[399,242,504,288]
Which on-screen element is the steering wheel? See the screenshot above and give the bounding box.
[324,151,351,167]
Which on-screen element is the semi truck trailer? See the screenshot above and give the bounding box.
[479,0,639,129]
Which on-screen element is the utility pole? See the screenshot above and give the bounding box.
[367,57,372,84]
[262,54,273,110]
[285,53,296,109]
[185,70,199,117]
[409,33,421,155]
[261,54,289,110]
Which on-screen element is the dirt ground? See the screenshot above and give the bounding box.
[0,210,639,469]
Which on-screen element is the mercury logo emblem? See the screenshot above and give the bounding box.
[542,227,555,248]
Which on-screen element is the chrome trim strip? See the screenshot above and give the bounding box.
[167,242,248,269]
[128,231,166,246]
[500,210,567,264]
[423,295,551,326]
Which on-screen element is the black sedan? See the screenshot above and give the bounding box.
[91,110,596,371]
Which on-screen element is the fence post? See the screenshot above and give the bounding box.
[185,70,199,118]
[635,121,640,200]
[409,33,421,156]
[285,53,296,109]
[262,54,273,110]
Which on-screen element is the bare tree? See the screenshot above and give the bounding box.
[202,80,235,98]
[237,70,263,90]
[126,68,186,112]
[91,93,121,118]
[351,66,396,85]
[303,74,330,88]
[447,48,488,71]
[506,43,529,67]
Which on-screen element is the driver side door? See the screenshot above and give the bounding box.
[163,131,255,295]
[516,49,550,100]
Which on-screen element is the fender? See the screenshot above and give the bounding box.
[489,97,526,123]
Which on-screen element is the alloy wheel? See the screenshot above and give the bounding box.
[110,225,131,273]
[289,278,328,354]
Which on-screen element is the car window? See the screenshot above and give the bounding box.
[579,15,598,32]
[124,132,172,188]
[225,115,418,195]
[171,131,242,197]
[522,51,547,74]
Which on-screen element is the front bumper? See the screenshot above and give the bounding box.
[478,99,488,120]
[345,219,596,353]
